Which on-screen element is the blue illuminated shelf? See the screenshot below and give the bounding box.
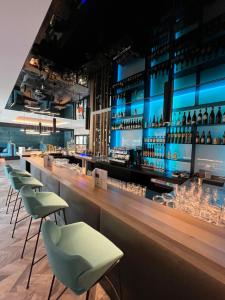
[196,123,225,127]
[111,114,143,120]
[172,100,225,112]
[166,158,191,163]
[166,143,192,145]
[144,142,165,144]
[144,126,166,129]
[144,157,165,160]
[111,128,143,131]
[196,143,225,146]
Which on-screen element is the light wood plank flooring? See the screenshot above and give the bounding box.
[0,160,109,300]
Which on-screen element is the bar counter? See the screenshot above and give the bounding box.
[21,157,225,300]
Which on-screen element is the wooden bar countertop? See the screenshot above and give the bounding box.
[24,157,225,286]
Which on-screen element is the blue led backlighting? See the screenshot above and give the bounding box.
[117,64,122,82]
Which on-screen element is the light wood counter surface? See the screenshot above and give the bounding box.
[24,157,225,286]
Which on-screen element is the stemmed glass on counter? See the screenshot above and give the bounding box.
[108,177,147,197]
[153,181,225,227]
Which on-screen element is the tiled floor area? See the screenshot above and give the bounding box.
[0,160,109,300]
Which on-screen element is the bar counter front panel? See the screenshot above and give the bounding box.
[22,157,225,300]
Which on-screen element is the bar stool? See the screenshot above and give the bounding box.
[41,220,124,300]
[4,165,31,209]
[8,173,44,237]
[20,185,69,289]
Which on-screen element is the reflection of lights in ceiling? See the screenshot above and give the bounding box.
[14,116,67,126]
[25,105,41,110]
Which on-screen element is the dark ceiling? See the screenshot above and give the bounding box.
[32,0,213,72]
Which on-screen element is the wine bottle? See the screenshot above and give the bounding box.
[174,128,177,143]
[187,112,191,125]
[223,132,225,145]
[152,115,156,127]
[171,128,174,143]
[206,131,212,144]
[203,108,208,125]
[155,117,159,127]
[197,110,202,125]
[182,112,186,126]
[200,131,205,144]
[216,106,222,124]
[192,111,197,125]
[223,112,225,124]
[159,114,163,127]
[177,127,181,143]
[209,106,215,124]
[177,112,181,126]
[182,128,186,144]
[196,131,200,144]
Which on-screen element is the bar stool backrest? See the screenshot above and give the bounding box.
[20,185,40,217]
[4,165,13,178]
[42,221,124,295]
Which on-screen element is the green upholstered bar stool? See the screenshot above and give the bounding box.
[4,165,31,209]
[20,185,69,289]
[8,172,43,237]
[42,220,124,300]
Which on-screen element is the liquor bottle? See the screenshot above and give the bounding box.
[182,128,186,144]
[159,114,163,127]
[152,115,156,127]
[209,106,215,124]
[203,108,208,125]
[177,112,181,126]
[189,131,192,144]
[155,117,159,127]
[182,112,186,126]
[223,132,225,145]
[223,112,225,124]
[197,110,202,125]
[177,127,181,143]
[195,131,200,144]
[171,128,174,143]
[216,106,222,124]
[174,128,177,143]
[206,131,212,144]
[187,112,191,125]
[192,111,197,125]
[200,131,205,144]
[152,145,155,157]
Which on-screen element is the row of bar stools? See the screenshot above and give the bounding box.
[8,172,44,238]
[3,164,124,299]
[4,165,31,213]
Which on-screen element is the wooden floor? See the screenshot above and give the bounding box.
[0,161,109,300]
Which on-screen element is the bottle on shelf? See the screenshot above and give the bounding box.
[192,111,197,125]
[177,112,181,126]
[187,112,191,125]
[155,117,159,127]
[182,112,186,126]
[159,114,163,127]
[177,127,181,143]
[200,131,206,144]
[203,108,208,125]
[223,132,225,145]
[223,111,225,124]
[174,128,177,143]
[152,115,156,127]
[196,131,200,144]
[206,131,212,144]
[182,128,186,144]
[216,106,222,124]
[197,109,202,125]
[209,106,215,124]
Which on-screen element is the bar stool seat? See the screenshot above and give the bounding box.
[42,220,124,299]
[8,173,44,237]
[20,186,69,289]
